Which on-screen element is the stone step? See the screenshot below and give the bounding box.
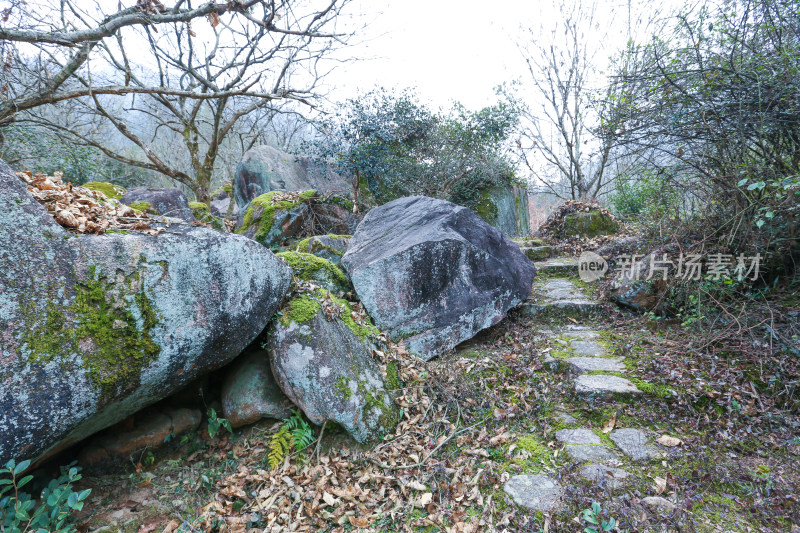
[521,245,553,261]
[555,428,620,462]
[519,299,601,317]
[534,257,578,275]
[565,356,626,374]
[574,374,642,398]
[521,278,601,316]
[503,474,562,513]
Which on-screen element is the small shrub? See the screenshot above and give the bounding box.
[0,459,91,533]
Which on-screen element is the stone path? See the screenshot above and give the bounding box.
[503,255,667,514]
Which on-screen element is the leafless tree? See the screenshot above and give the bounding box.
[515,0,627,200]
[0,0,358,202]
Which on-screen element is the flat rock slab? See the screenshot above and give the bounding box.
[564,444,620,462]
[560,328,599,340]
[610,428,660,461]
[642,496,677,512]
[566,357,626,374]
[535,257,578,274]
[503,475,562,512]
[555,428,601,445]
[570,340,607,356]
[580,463,630,490]
[540,278,585,300]
[575,374,642,397]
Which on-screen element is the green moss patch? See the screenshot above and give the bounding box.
[236,190,316,244]
[82,181,126,200]
[279,294,322,326]
[128,201,155,214]
[189,202,224,230]
[278,251,349,287]
[22,265,161,400]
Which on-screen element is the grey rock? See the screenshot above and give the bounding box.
[503,474,562,512]
[236,192,358,249]
[555,428,602,445]
[642,496,677,512]
[534,257,578,274]
[268,292,399,443]
[570,340,607,356]
[575,375,642,397]
[221,348,294,428]
[342,196,536,360]
[295,234,350,265]
[561,328,599,340]
[564,444,620,462]
[610,428,660,461]
[566,357,626,374]
[210,187,238,218]
[607,249,674,313]
[522,245,552,261]
[0,160,293,465]
[120,187,195,222]
[479,183,531,237]
[554,411,579,425]
[581,463,630,489]
[234,145,350,208]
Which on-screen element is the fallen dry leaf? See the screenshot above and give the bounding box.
[602,412,617,434]
[653,476,667,495]
[657,435,682,447]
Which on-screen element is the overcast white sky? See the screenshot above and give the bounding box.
[323,0,671,111]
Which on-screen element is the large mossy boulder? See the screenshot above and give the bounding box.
[474,184,531,237]
[294,234,351,265]
[234,145,351,209]
[267,290,399,443]
[121,187,196,222]
[540,201,619,239]
[341,196,537,360]
[221,348,294,428]
[0,161,293,465]
[235,190,357,249]
[277,251,351,295]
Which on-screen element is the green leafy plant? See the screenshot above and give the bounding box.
[0,459,91,533]
[207,408,233,439]
[267,411,316,469]
[582,501,618,533]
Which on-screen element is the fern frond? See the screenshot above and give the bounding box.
[267,427,293,469]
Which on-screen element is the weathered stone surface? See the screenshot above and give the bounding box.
[575,375,642,397]
[277,251,351,295]
[642,496,677,512]
[566,357,626,374]
[609,428,660,461]
[580,463,630,489]
[236,191,358,249]
[475,184,531,237]
[342,196,536,360]
[503,474,562,512]
[221,349,294,428]
[268,291,399,443]
[570,340,606,356]
[522,245,552,261]
[534,257,578,274]
[0,160,293,465]
[121,187,196,222]
[558,210,618,238]
[210,186,238,218]
[78,408,201,468]
[607,250,674,313]
[555,428,602,445]
[234,145,350,208]
[295,234,350,265]
[521,278,599,316]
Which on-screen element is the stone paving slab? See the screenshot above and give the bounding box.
[574,374,642,397]
[555,428,601,445]
[570,339,607,356]
[580,463,630,490]
[503,474,562,512]
[534,257,578,274]
[566,357,626,374]
[564,444,620,462]
[609,428,660,461]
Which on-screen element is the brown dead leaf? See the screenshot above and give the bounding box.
[162,520,180,533]
[653,476,667,495]
[137,523,158,533]
[657,435,682,447]
[601,412,617,434]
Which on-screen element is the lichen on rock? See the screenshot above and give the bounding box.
[277,251,350,294]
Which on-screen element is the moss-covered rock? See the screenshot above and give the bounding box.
[128,201,156,214]
[120,187,196,222]
[294,234,351,265]
[0,159,293,466]
[277,251,350,294]
[561,210,619,237]
[189,201,225,231]
[82,181,126,200]
[236,190,358,249]
[268,289,398,443]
